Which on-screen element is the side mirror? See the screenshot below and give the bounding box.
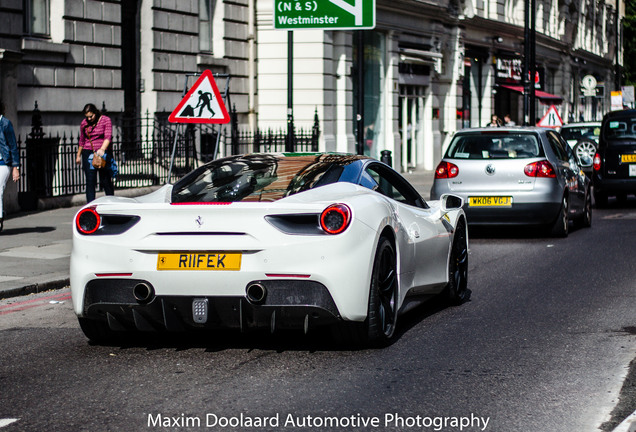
[440,194,464,211]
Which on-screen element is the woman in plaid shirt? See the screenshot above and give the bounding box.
[75,103,114,203]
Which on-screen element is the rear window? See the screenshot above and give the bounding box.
[171,154,356,203]
[603,115,636,142]
[560,125,600,143]
[445,133,543,159]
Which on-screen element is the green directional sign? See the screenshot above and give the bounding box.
[274,0,375,30]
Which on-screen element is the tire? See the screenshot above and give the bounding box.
[550,195,569,238]
[573,139,597,167]
[78,317,117,344]
[577,189,592,228]
[446,219,469,305]
[333,236,398,347]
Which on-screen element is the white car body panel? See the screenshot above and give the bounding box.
[71,161,466,334]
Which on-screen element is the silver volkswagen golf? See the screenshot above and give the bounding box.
[430,127,592,237]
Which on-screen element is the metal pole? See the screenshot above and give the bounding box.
[529,0,536,125]
[286,30,294,152]
[356,31,364,155]
[523,0,530,125]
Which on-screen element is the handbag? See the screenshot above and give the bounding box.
[85,118,107,169]
[91,152,107,169]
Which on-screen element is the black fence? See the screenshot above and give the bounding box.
[16,106,320,206]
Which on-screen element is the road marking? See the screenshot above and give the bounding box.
[0,291,72,316]
[602,212,636,220]
[0,419,19,428]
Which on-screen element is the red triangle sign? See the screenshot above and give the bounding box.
[537,105,563,128]
[169,70,230,124]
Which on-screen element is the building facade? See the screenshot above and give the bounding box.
[0,0,625,212]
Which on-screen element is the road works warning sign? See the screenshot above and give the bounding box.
[274,0,375,30]
[537,105,563,128]
[169,70,230,124]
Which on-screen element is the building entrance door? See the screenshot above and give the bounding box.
[399,85,426,171]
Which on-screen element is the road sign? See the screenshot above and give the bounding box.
[537,105,563,128]
[169,70,230,124]
[274,0,375,30]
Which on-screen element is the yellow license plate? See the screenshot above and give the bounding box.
[157,253,241,271]
[469,196,512,207]
[621,154,636,163]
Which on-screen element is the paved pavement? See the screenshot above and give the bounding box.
[0,170,436,300]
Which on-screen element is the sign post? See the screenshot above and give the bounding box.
[167,71,231,182]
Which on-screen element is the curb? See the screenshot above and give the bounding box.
[1,278,70,300]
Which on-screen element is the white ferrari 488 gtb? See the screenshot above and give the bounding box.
[71,153,468,346]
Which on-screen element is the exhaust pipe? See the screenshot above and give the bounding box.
[133,282,155,304]
[246,283,267,304]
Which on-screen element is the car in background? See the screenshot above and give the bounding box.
[592,109,636,207]
[431,127,592,237]
[71,153,468,347]
[559,121,601,172]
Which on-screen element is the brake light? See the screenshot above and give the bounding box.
[524,160,556,178]
[593,153,601,171]
[76,207,101,234]
[320,203,351,235]
[435,161,459,179]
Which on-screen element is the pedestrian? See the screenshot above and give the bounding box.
[75,103,114,203]
[487,114,502,127]
[504,114,516,126]
[0,101,20,233]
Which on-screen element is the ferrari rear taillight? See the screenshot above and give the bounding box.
[593,152,602,171]
[524,160,556,178]
[320,204,351,235]
[435,161,459,179]
[76,207,101,235]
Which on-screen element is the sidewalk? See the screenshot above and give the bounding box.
[0,170,436,300]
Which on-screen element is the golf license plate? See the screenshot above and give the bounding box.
[469,196,512,207]
[157,252,241,271]
[621,154,636,163]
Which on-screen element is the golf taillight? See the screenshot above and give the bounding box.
[524,160,556,178]
[76,207,101,234]
[320,204,351,235]
[435,161,459,179]
[593,153,602,171]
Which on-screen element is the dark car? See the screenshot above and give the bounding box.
[592,110,636,207]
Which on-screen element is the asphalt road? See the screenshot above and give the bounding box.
[1,202,635,432]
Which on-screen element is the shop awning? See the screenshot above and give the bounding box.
[500,85,563,103]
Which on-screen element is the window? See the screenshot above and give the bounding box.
[199,0,216,52]
[24,0,50,36]
[446,133,543,159]
[363,164,427,208]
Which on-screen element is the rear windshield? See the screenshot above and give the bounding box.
[445,133,543,159]
[171,154,355,203]
[560,125,600,143]
[603,115,636,142]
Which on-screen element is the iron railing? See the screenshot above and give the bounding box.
[16,105,320,207]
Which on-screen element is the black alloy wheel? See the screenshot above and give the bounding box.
[550,195,569,237]
[578,189,592,228]
[447,219,468,305]
[366,236,398,345]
